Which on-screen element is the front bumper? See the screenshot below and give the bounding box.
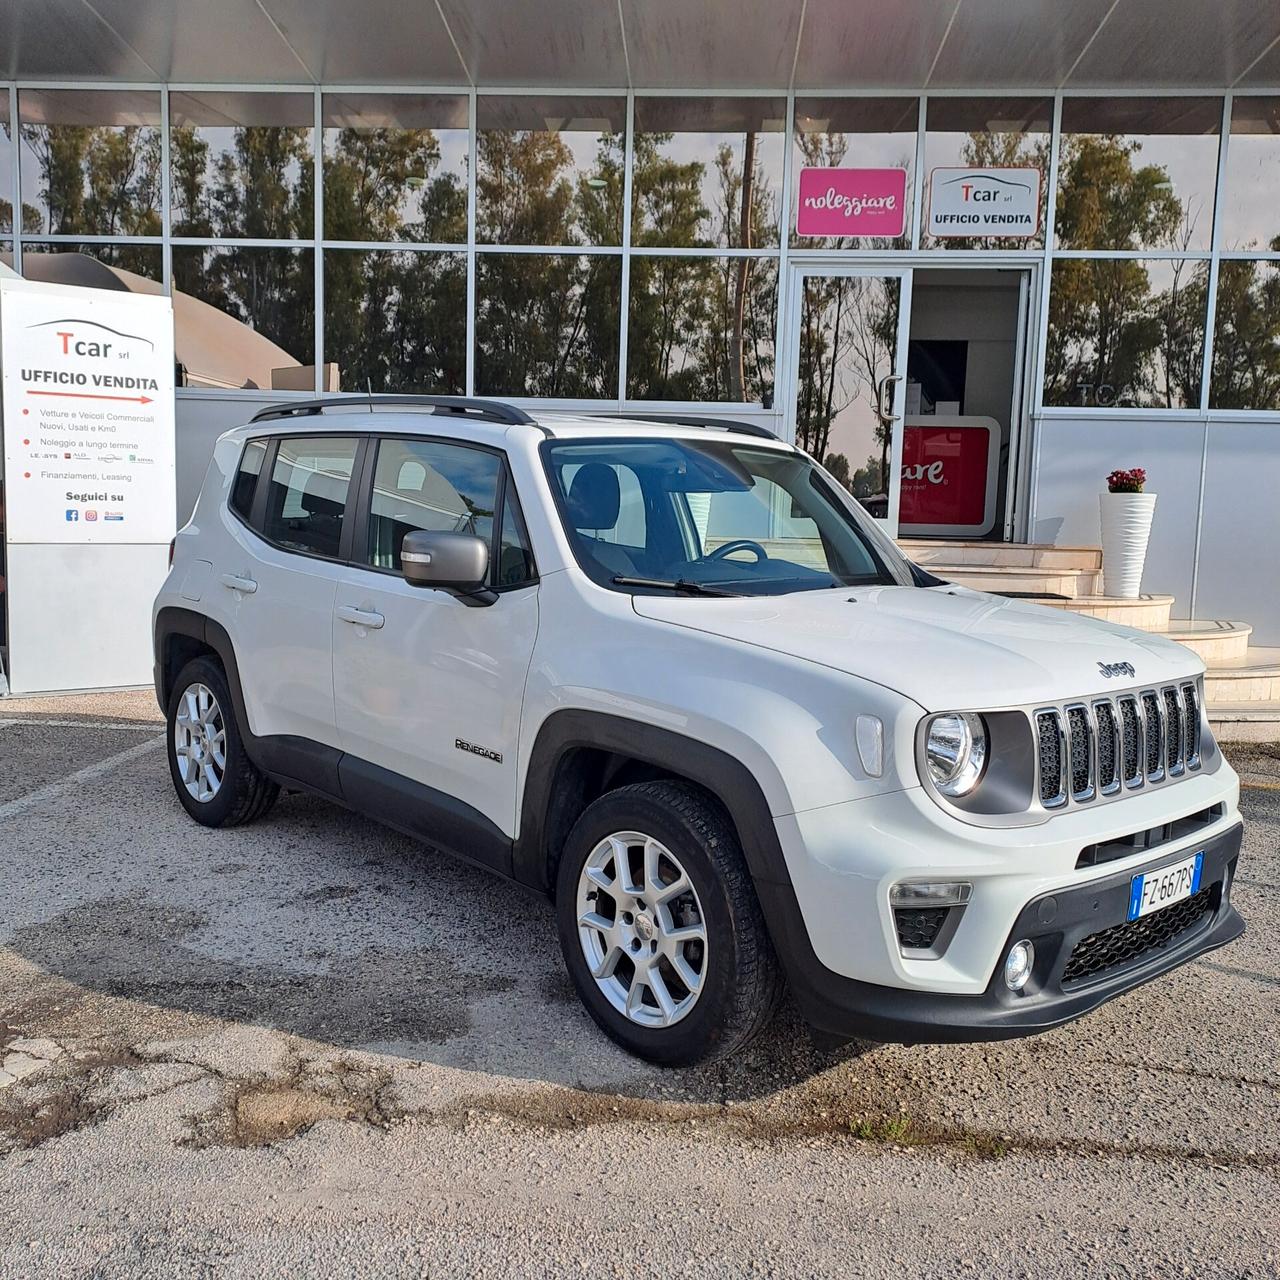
[761,820,1243,1043]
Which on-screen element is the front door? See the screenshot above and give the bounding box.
[785,266,913,535]
[331,434,539,864]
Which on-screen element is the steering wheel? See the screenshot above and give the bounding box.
[706,538,769,564]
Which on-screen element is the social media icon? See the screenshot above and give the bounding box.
[65,509,79,522]
[85,510,99,522]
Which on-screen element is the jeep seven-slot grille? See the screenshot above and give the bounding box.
[1034,683,1202,812]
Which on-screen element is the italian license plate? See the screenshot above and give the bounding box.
[1127,851,1204,921]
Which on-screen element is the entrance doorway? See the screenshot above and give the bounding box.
[784,264,1034,541]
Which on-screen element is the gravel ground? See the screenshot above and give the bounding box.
[0,691,1277,1278]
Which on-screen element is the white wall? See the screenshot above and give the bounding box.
[1029,413,1280,646]
[1195,420,1280,646]
[176,391,283,524]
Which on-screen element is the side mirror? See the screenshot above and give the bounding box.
[401,530,495,606]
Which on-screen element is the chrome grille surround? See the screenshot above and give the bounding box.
[1118,695,1143,788]
[1142,690,1165,783]
[1183,681,1202,769]
[1035,709,1068,808]
[1035,680,1205,814]
[1093,699,1121,796]
[1065,703,1095,802]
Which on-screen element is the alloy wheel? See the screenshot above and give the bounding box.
[575,831,708,1028]
[173,682,227,803]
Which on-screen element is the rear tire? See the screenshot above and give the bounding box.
[555,780,783,1066]
[166,655,279,828]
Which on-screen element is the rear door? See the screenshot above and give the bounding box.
[223,432,363,751]
[331,434,539,863]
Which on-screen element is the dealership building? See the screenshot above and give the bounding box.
[1,0,1279,724]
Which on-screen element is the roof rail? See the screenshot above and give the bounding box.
[591,411,778,441]
[250,395,535,426]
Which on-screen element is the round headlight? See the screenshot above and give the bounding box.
[925,712,988,797]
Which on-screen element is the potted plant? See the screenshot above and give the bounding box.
[1099,468,1156,598]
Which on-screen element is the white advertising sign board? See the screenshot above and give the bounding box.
[928,167,1041,239]
[1,278,176,543]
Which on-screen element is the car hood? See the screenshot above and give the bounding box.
[632,585,1202,712]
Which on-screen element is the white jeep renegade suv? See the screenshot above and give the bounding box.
[154,396,1245,1065]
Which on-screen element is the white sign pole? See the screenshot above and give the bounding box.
[0,277,176,693]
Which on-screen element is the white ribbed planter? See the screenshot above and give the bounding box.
[1099,491,1157,598]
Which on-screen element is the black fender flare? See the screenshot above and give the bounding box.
[513,707,851,1031]
[513,708,791,893]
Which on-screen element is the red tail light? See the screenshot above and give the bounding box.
[168,537,176,568]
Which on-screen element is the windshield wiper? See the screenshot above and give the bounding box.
[612,575,741,598]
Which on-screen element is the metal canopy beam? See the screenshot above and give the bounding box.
[2,0,1278,87]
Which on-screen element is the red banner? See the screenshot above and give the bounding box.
[898,423,994,531]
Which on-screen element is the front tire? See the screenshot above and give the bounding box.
[166,656,279,828]
[555,780,783,1066]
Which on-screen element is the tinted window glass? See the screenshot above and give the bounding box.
[476,95,625,246]
[791,97,918,250]
[545,439,894,596]
[322,92,468,244]
[230,438,267,522]
[1044,258,1208,409]
[18,89,162,237]
[496,483,537,587]
[169,91,314,238]
[1221,97,1280,251]
[261,436,359,557]
[367,439,500,572]
[1055,97,1221,252]
[631,97,785,250]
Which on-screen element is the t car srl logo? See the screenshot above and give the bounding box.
[19,317,160,394]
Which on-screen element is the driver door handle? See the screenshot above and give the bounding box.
[219,573,258,594]
[336,604,385,630]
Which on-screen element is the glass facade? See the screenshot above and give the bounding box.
[3,85,1278,416]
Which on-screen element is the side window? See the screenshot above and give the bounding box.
[496,480,537,588]
[260,435,360,558]
[367,438,501,572]
[229,438,267,523]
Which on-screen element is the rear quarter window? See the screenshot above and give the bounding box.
[229,438,267,524]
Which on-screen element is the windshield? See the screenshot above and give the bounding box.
[543,437,909,597]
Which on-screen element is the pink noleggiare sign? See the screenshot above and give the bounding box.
[796,167,908,238]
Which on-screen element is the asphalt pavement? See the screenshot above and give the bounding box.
[1,691,1277,1278]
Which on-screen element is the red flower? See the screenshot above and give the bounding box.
[1106,468,1147,493]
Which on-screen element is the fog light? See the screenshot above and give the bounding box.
[1004,939,1035,992]
[889,881,971,908]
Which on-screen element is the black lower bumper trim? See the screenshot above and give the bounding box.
[759,822,1245,1045]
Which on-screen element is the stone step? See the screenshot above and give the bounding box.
[1203,648,1280,704]
[1022,594,1176,631]
[1164,620,1254,665]
[901,539,1102,572]
[929,564,1101,599]
[1207,702,1280,743]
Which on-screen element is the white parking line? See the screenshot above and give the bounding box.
[0,718,164,731]
[0,735,165,822]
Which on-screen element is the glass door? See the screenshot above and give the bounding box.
[785,266,913,535]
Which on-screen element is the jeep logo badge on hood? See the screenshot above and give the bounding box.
[1098,661,1137,679]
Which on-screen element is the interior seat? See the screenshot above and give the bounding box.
[566,463,637,577]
